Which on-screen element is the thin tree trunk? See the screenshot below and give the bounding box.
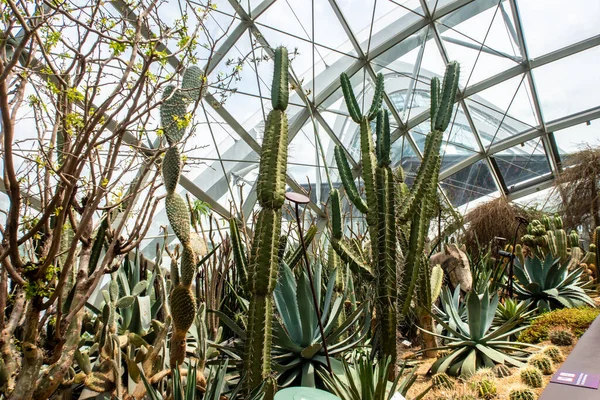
[419,312,438,358]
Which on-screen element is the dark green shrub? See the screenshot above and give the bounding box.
[519,307,599,343]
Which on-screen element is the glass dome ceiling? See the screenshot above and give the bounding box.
[129,0,600,251]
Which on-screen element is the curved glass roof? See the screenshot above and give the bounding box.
[134,0,600,251]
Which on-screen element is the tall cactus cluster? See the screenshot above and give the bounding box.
[242,46,290,396]
[522,215,597,277]
[330,62,460,373]
[160,66,204,367]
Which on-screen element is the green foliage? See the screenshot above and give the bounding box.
[527,354,553,375]
[519,307,599,343]
[520,367,543,388]
[541,346,564,363]
[319,355,425,400]
[548,328,575,346]
[432,372,454,390]
[513,253,595,312]
[272,263,370,388]
[492,364,512,378]
[509,387,537,400]
[427,288,535,377]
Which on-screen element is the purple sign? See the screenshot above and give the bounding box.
[550,370,600,389]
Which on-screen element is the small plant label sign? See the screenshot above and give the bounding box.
[550,370,600,389]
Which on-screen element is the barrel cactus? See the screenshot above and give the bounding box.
[528,354,553,375]
[509,387,537,400]
[493,364,512,378]
[471,378,497,399]
[160,66,204,367]
[432,372,454,389]
[520,367,543,388]
[542,346,564,363]
[548,327,575,346]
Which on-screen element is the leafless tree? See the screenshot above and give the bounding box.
[0,0,249,397]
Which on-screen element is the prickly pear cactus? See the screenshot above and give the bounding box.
[160,66,204,367]
[520,367,543,388]
[243,46,290,397]
[509,387,537,400]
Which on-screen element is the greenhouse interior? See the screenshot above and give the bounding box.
[1,0,600,399]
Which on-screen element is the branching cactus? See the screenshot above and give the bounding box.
[160,66,204,367]
[243,46,290,397]
[330,62,459,374]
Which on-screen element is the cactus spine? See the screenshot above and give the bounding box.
[244,47,290,396]
[331,62,459,376]
[509,387,537,400]
[160,67,204,367]
[520,367,543,388]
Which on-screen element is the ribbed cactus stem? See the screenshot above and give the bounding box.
[244,47,290,396]
[160,66,204,367]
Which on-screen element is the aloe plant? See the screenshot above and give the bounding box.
[513,253,595,312]
[272,262,370,388]
[425,288,536,377]
[330,62,460,372]
[493,298,535,337]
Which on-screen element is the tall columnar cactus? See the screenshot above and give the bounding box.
[244,46,290,396]
[330,62,459,374]
[160,66,204,367]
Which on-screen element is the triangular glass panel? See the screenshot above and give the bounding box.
[464,97,533,152]
[518,0,600,58]
[553,118,600,157]
[533,46,600,122]
[254,0,313,42]
[440,159,498,207]
[494,138,551,190]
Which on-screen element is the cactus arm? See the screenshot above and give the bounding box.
[230,218,248,279]
[340,72,362,123]
[367,73,385,121]
[285,224,318,270]
[331,238,373,280]
[359,117,379,225]
[433,61,460,132]
[430,77,440,132]
[400,199,428,315]
[257,110,288,209]
[330,189,344,240]
[271,47,289,111]
[334,146,368,214]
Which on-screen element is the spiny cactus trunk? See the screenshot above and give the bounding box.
[244,46,290,397]
[331,62,459,377]
[159,66,204,368]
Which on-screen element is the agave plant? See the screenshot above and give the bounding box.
[425,288,536,377]
[513,253,595,312]
[433,285,467,341]
[273,262,370,387]
[319,355,429,400]
[493,298,534,328]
